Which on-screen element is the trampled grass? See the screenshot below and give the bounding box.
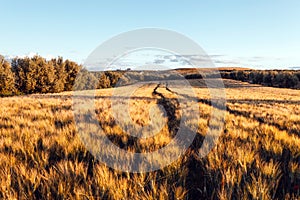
[0,79,299,199]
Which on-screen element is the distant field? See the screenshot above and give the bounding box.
[0,79,299,199]
[173,67,251,74]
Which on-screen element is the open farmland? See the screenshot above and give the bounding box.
[0,79,299,199]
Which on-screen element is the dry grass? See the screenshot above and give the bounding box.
[0,79,299,199]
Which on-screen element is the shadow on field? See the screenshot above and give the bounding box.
[26,82,300,199]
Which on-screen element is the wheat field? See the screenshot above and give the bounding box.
[0,79,299,199]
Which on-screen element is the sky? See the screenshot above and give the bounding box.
[1,0,300,69]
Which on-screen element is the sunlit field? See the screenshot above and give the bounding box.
[0,79,299,199]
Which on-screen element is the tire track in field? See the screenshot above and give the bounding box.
[164,83,300,199]
[165,84,299,137]
[152,83,180,136]
[226,106,300,136]
[153,83,207,199]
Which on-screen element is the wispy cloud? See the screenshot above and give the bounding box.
[83,51,293,71]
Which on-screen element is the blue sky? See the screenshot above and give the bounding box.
[1,0,300,69]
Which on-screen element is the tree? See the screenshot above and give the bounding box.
[73,69,98,90]
[0,55,16,96]
[11,56,56,94]
[284,72,299,88]
[295,71,300,80]
[230,71,238,80]
[263,72,273,86]
[237,71,245,81]
[50,57,67,93]
[97,73,111,88]
[253,71,264,84]
[274,73,285,88]
[105,71,122,87]
[11,57,36,94]
[64,60,81,91]
[31,56,55,93]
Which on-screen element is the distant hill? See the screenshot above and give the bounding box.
[173,67,251,75]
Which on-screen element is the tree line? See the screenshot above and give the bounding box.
[0,55,124,96]
[1,54,299,96]
[221,70,300,89]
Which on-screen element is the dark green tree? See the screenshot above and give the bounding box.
[284,72,299,88]
[263,72,273,86]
